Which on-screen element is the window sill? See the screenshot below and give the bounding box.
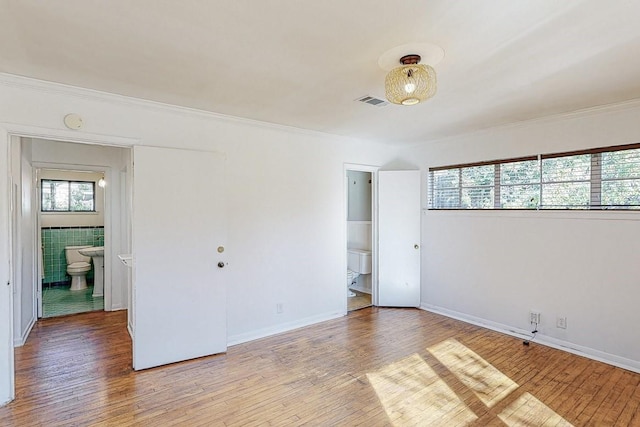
[422,208,640,221]
[41,211,99,215]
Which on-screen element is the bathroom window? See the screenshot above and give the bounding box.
[41,180,95,212]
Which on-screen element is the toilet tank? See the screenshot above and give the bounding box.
[65,245,92,264]
[347,249,372,274]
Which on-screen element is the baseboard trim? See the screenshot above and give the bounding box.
[127,322,134,339]
[227,311,346,347]
[349,285,371,294]
[420,303,640,374]
[13,315,36,347]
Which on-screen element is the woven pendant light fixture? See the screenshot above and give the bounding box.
[384,54,437,106]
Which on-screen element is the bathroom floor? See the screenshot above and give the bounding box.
[42,285,104,318]
[348,290,372,311]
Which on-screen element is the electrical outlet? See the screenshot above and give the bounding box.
[530,311,541,324]
[276,303,283,314]
[556,316,567,329]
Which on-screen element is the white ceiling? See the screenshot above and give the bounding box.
[1,0,640,146]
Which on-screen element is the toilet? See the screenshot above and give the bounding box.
[65,245,92,291]
[347,249,372,297]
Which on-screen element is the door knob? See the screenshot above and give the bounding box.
[414,244,420,249]
[217,262,225,268]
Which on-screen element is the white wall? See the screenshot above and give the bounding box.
[347,170,372,221]
[39,169,105,228]
[0,74,396,403]
[400,101,640,372]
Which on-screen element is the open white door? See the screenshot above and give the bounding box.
[378,170,421,307]
[132,146,227,370]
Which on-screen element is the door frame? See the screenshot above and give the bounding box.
[0,122,137,404]
[344,163,379,308]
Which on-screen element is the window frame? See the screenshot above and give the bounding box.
[41,179,96,213]
[428,143,640,211]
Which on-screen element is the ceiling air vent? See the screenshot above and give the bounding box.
[356,95,388,107]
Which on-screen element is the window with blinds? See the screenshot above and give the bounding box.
[428,144,640,210]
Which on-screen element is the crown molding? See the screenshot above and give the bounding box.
[0,73,373,145]
[406,97,640,148]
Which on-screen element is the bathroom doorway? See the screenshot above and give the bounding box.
[10,136,132,346]
[345,164,377,311]
[38,168,106,318]
[4,125,134,403]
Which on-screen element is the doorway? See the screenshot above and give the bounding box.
[345,164,377,311]
[38,168,107,318]
[10,136,132,345]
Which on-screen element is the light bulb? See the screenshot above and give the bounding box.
[98,178,106,188]
[404,82,416,94]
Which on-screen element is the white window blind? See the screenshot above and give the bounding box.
[428,144,640,210]
[541,154,590,209]
[601,148,640,209]
[500,159,539,209]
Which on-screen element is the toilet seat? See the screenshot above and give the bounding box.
[68,261,91,274]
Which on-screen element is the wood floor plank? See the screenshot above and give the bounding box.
[1,308,639,426]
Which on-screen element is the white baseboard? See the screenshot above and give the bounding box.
[227,311,346,347]
[127,322,134,339]
[13,315,36,347]
[349,285,371,294]
[420,303,640,374]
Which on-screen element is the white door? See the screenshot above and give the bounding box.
[132,146,227,370]
[378,170,421,307]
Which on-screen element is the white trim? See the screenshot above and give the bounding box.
[409,97,640,148]
[0,128,15,405]
[422,208,640,222]
[227,311,345,347]
[420,303,640,374]
[2,123,138,148]
[13,316,35,347]
[348,284,371,294]
[0,73,374,146]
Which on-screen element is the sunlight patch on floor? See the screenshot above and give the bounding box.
[367,338,574,425]
[367,354,478,426]
[428,338,519,408]
[498,392,574,426]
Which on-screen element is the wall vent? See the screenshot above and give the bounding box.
[356,95,388,107]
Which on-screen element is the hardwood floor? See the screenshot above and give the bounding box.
[1,308,639,426]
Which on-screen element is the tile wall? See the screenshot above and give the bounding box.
[41,227,104,285]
